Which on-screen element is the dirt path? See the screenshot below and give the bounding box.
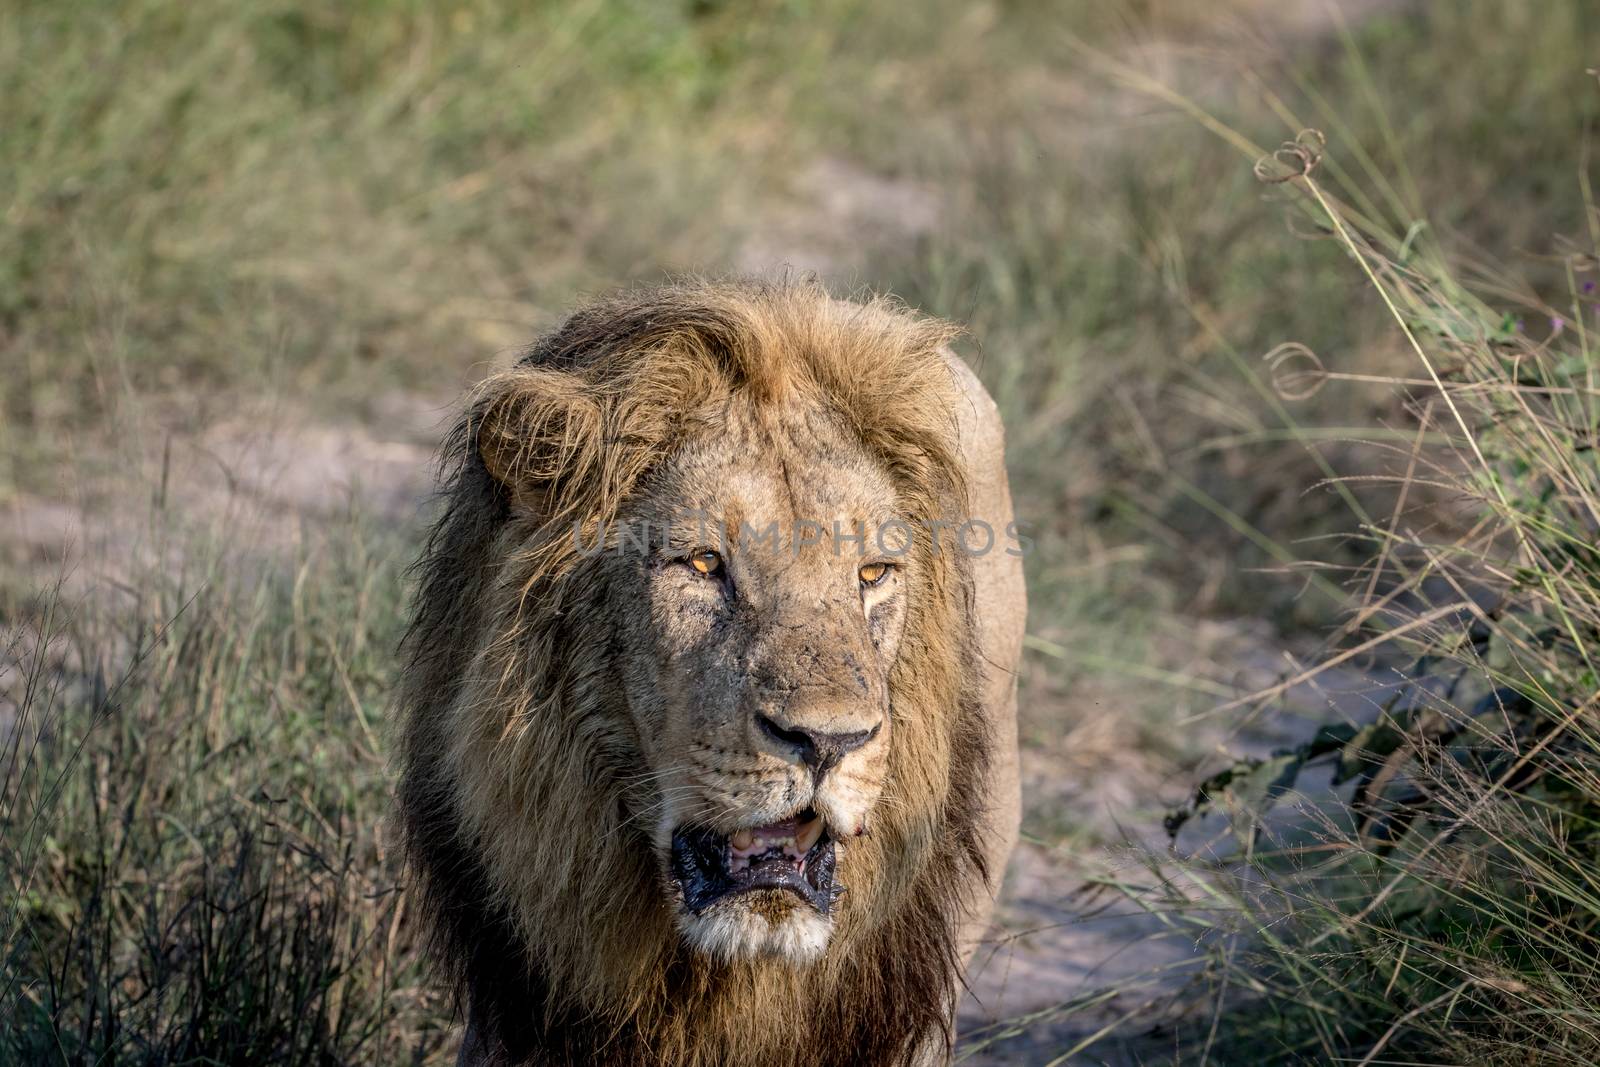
[4,392,442,593]
[959,645,1411,1064]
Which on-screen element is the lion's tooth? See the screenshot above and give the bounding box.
[731,829,756,852]
[795,818,823,854]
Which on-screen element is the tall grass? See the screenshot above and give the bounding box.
[1145,88,1600,1067]
[0,521,445,1064]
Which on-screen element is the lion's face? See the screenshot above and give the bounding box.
[608,398,911,964]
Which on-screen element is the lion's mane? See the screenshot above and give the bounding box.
[396,279,992,1067]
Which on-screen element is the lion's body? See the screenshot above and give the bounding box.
[396,281,1023,1067]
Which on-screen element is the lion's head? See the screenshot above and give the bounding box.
[398,280,995,1066]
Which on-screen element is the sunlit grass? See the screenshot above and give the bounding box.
[1064,20,1600,1062]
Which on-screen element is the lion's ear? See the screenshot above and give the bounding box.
[473,370,603,520]
[477,411,547,517]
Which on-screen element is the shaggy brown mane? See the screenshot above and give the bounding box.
[397,279,992,1067]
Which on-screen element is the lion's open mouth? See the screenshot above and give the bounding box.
[670,809,838,915]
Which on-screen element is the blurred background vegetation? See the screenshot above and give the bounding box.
[4,0,1599,1062]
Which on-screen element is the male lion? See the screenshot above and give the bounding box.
[397,279,1024,1067]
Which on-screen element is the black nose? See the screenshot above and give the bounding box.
[756,714,879,774]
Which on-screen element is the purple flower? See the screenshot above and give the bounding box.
[1551,316,1566,335]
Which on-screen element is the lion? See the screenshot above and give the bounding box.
[396,278,1024,1067]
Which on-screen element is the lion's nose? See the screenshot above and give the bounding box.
[756,713,880,776]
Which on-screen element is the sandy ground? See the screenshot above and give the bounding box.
[959,655,1407,1065]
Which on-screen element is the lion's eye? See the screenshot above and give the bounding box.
[858,562,891,587]
[689,550,723,576]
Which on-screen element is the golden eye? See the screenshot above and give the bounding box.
[859,562,891,587]
[689,550,723,575]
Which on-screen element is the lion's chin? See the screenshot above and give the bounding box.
[677,898,835,964]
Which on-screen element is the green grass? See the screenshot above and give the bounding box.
[1062,11,1600,1059]
[1153,163,1600,1062]
[5,0,1600,1061]
[2,514,445,1063]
